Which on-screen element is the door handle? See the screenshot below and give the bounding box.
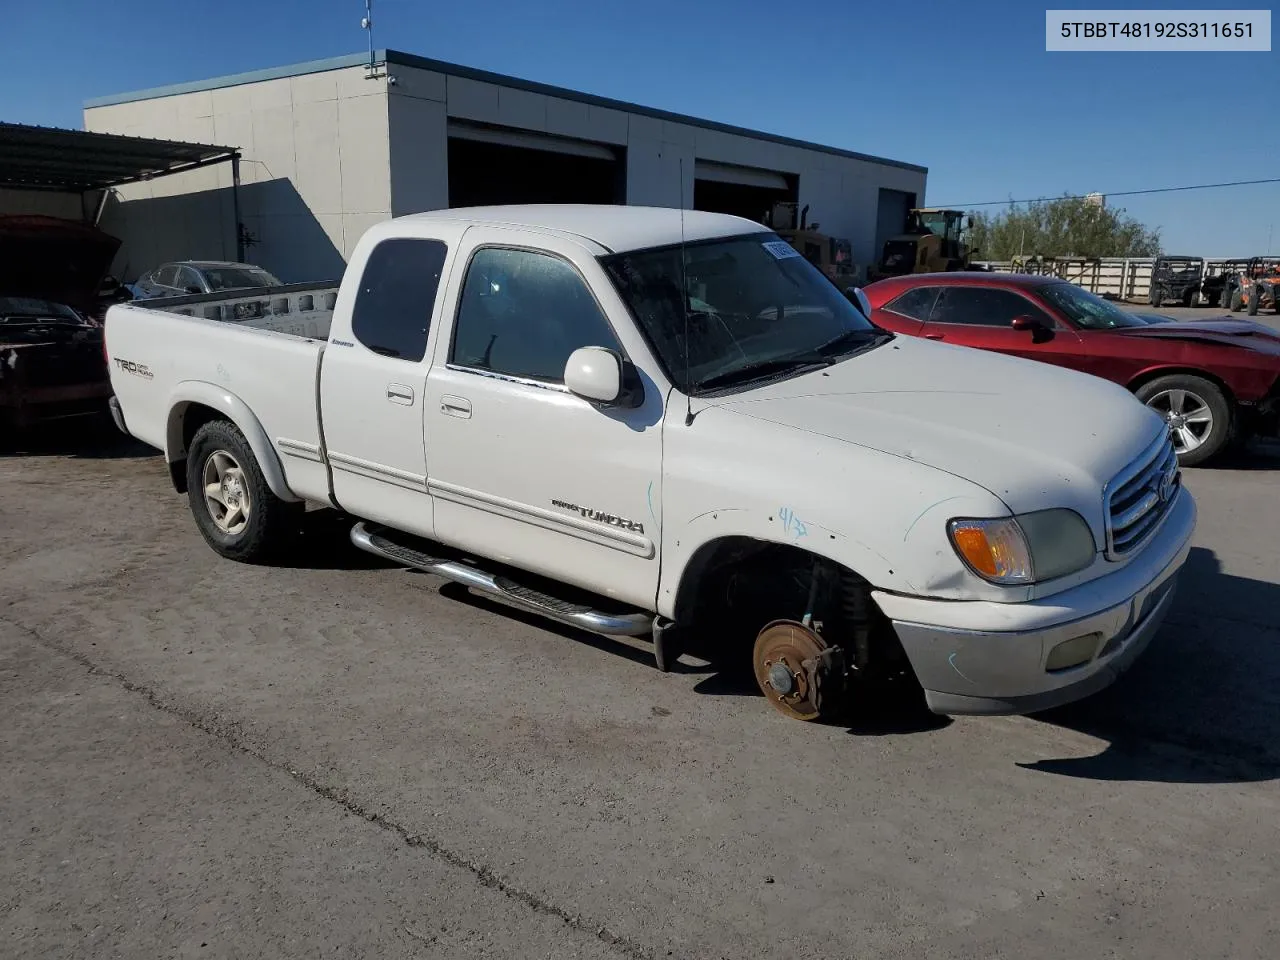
[925,333,944,340]
[440,395,472,419]
[387,383,415,405]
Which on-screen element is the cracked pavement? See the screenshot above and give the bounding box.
[2,424,1279,959]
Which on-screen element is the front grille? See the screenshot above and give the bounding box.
[1104,430,1180,558]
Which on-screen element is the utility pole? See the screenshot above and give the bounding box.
[362,1,375,72]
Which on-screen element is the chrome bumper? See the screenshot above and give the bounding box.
[875,489,1196,716]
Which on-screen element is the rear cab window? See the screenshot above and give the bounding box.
[350,238,450,361]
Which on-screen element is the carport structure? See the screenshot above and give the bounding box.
[0,121,244,257]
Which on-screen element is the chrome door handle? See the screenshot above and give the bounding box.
[440,395,472,418]
[387,383,415,405]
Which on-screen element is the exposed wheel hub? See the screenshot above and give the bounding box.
[767,662,796,695]
[222,475,244,506]
[753,620,845,722]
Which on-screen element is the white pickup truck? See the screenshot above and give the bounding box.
[106,205,1196,722]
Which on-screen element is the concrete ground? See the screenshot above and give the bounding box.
[3,398,1280,957]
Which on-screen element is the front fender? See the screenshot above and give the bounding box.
[165,380,300,502]
[655,408,1015,621]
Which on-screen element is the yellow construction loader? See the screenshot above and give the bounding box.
[870,208,982,281]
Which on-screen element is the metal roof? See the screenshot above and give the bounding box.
[84,50,928,175]
[0,122,238,192]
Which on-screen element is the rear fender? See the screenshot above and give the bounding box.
[164,380,300,502]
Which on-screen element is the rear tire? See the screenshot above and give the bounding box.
[185,419,301,563]
[1230,289,1243,312]
[1134,374,1232,467]
[1248,285,1260,316]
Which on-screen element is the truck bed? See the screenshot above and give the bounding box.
[134,281,338,340]
[106,292,333,505]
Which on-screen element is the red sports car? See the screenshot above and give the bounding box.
[864,272,1280,466]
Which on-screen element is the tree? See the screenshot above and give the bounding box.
[968,195,1162,261]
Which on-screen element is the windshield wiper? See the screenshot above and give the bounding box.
[813,328,893,357]
[693,355,832,393]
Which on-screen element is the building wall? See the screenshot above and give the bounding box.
[0,189,88,220]
[85,58,925,280]
[384,64,925,271]
[84,66,392,282]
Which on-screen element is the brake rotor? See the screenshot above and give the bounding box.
[752,619,828,721]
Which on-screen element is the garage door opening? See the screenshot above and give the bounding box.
[447,124,624,208]
[693,160,795,224]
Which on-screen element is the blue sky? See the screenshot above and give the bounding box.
[3,0,1277,254]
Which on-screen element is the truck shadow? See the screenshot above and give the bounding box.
[0,417,156,460]
[432,580,715,676]
[276,510,398,571]
[1019,546,1280,784]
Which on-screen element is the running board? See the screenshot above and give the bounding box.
[350,522,654,638]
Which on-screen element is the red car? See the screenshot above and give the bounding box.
[864,272,1280,466]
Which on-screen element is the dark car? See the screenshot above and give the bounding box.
[0,216,116,434]
[134,260,282,299]
[865,272,1280,466]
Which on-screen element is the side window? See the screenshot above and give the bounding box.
[155,265,179,287]
[350,238,448,362]
[176,266,202,292]
[451,247,620,383]
[930,288,1052,327]
[884,286,940,321]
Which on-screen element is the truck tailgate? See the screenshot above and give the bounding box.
[106,302,328,502]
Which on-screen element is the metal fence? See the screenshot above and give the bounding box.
[971,258,1242,303]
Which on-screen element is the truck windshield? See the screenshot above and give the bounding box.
[600,232,883,394]
[1039,282,1150,330]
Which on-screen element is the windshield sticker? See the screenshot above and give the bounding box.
[762,240,803,261]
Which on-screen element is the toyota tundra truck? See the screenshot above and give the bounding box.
[104,205,1196,722]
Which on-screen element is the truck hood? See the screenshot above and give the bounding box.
[0,215,121,312]
[706,335,1164,517]
[1116,317,1280,356]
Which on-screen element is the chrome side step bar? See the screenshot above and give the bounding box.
[350,522,654,638]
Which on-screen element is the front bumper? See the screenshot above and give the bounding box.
[874,488,1196,716]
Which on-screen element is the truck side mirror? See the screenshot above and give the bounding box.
[845,287,873,319]
[565,346,642,407]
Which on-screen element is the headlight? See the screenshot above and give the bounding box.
[948,509,1096,585]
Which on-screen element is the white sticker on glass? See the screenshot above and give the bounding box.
[762,240,803,260]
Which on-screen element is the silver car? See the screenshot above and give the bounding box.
[134,261,282,299]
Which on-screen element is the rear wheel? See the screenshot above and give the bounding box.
[185,419,301,562]
[1248,284,1261,316]
[1230,289,1243,312]
[1134,374,1231,467]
